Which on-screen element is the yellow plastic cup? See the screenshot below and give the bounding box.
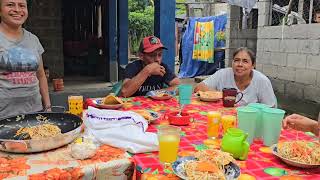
[221,115,236,135]
[207,111,221,138]
[157,125,181,163]
[68,95,83,117]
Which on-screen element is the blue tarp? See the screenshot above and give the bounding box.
[179,14,227,78]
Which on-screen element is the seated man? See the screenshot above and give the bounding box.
[121,36,180,97]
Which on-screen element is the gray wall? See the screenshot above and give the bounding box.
[25,0,64,78]
[256,0,320,104]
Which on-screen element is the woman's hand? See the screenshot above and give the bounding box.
[282,114,318,135]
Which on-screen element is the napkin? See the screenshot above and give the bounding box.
[84,106,159,153]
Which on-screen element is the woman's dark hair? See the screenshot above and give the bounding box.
[233,47,256,65]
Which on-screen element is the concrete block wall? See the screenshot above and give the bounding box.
[256,0,320,105]
[25,0,64,78]
[225,5,258,67]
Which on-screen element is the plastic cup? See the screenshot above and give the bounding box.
[262,107,286,146]
[178,84,193,105]
[221,115,236,135]
[237,106,258,144]
[207,111,221,138]
[157,125,181,163]
[68,95,83,116]
[247,103,270,139]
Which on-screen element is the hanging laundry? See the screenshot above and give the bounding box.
[228,0,257,12]
[192,21,215,63]
[179,15,227,78]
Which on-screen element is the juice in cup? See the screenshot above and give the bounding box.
[207,111,221,138]
[158,125,181,163]
[221,115,236,134]
[68,95,83,116]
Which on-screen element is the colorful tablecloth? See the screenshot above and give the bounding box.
[117,96,320,180]
[0,143,134,180]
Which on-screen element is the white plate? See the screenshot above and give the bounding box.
[146,90,175,100]
[271,144,320,168]
[172,156,241,180]
[195,93,221,102]
[92,98,123,109]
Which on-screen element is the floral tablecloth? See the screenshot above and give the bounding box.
[117,96,320,180]
[0,143,134,180]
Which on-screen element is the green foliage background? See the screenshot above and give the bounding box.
[128,0,186,54]
[128,0,154,54]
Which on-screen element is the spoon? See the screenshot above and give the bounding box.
[177,104,184,117]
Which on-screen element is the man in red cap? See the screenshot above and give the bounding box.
[120,36,180,97]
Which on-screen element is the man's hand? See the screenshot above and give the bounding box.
[145,63,166,76]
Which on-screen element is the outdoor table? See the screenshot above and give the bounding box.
[0,140,134,179]
[117,96,320,180]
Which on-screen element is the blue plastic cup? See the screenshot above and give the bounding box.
[178,84,193,105]
[262,107,286,146]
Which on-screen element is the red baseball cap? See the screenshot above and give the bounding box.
[138,36,167,53]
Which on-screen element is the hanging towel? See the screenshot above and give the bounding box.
[179,14,227,78]
[192,20,215,63]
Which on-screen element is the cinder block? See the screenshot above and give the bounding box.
[270,78,285,94]
[262,64,278,78]
[298,40,320,55]
[295,68,317,85]
[285,82,305,99]
[258,1,269,15]
[256,51,271,64]
[238,29,258,39]
[270,52,287,66]
[279,39,298,53]
[304,85,320,103]
[307,24,320,39]
[264,39,280,52]
[277,66,296,81]
[255,63,263,71]
[258,15,268,27]
[307,55,320,71]
[287,53,307,68]
[247,39,257,51]
[257,39,265,51]
[317,72,320,87]
[258,26,282,39]
[283,25,308,39]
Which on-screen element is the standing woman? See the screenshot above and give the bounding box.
[195,47,277,107]
[0,0,51,119]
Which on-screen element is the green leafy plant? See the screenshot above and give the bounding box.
[129,0,154,54]
[176,0,186,15]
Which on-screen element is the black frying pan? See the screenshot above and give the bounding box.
[0,112,83,153]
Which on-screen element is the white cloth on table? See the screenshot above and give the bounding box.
[84,106,159,153]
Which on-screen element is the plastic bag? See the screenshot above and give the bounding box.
[228,0,257,12]
[70,135,98,160]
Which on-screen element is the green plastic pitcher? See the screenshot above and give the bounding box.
[221,128,250,160]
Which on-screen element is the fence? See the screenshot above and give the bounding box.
[270,0,320,26]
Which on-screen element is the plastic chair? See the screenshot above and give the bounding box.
[110,81,123,96]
